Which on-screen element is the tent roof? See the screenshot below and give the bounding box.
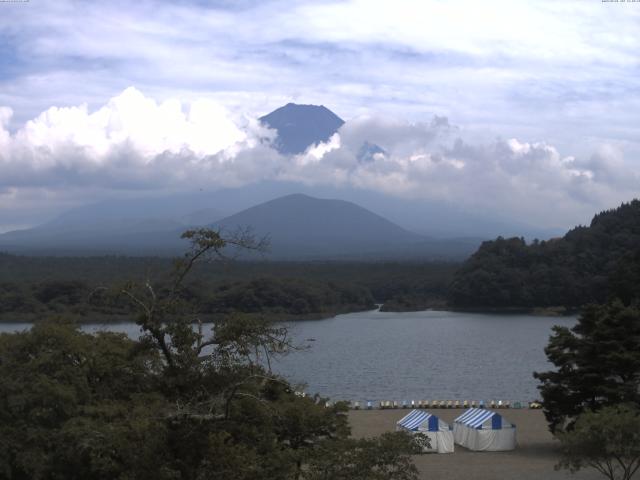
[397,409,445,431]
[454,408,511,429]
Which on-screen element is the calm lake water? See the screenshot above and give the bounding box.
[0,309,575,403]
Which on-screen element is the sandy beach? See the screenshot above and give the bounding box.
[348,409,603,480]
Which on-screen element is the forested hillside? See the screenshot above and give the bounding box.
[0,255,457,321]
[0,275,375,322]
[449,200,640,308]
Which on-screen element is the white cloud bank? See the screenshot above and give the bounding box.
[0,88,638,230]
[3,0,639,159]
[3,87,246,162]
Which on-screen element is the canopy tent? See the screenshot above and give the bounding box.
[453,408,516,451]
[396,409,454,453]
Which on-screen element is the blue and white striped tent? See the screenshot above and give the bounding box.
[396,410,454,453]
[453,408,516,451]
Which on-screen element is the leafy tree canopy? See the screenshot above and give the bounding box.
[0,228,420,480]
[534,300,640,433]
[449,199,640,308]
[556,404,640,480]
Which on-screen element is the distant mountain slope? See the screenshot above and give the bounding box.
[0,200,228,255]
[212,193,425,258]
[0,219,185,256]
[259,103,345,154]
[0,191,481,259]
[41,196,227,229]
[448,200,640,308]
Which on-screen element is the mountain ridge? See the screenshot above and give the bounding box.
[211,193,425,259]
[0,102,563,253]
[0,192,481,259]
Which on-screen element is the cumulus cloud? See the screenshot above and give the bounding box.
[0,87,638,230]
[278,116,639,226]
[0,87,276,189]
[2,0,639,162]
[14,87,245,158]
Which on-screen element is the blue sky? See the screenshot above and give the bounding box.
[0,0,639,231]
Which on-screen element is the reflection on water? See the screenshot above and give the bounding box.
[0,309,575,403]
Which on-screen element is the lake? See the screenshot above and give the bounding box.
[0,309,575,403]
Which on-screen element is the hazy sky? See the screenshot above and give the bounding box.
[0,0,639,232]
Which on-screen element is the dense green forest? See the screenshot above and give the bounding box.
[0,230,421,479]
[449,200,640,309]
[0,254,457,322]
[4,199,640,319]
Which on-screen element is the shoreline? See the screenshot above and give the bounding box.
[432,305,580,317]
[0,304,578,325]
[375,304,579,317]
[0,305,388,325]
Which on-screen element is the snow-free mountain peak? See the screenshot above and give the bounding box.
[212,193,425,258]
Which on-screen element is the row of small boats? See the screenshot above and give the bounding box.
[349,400,543,409]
